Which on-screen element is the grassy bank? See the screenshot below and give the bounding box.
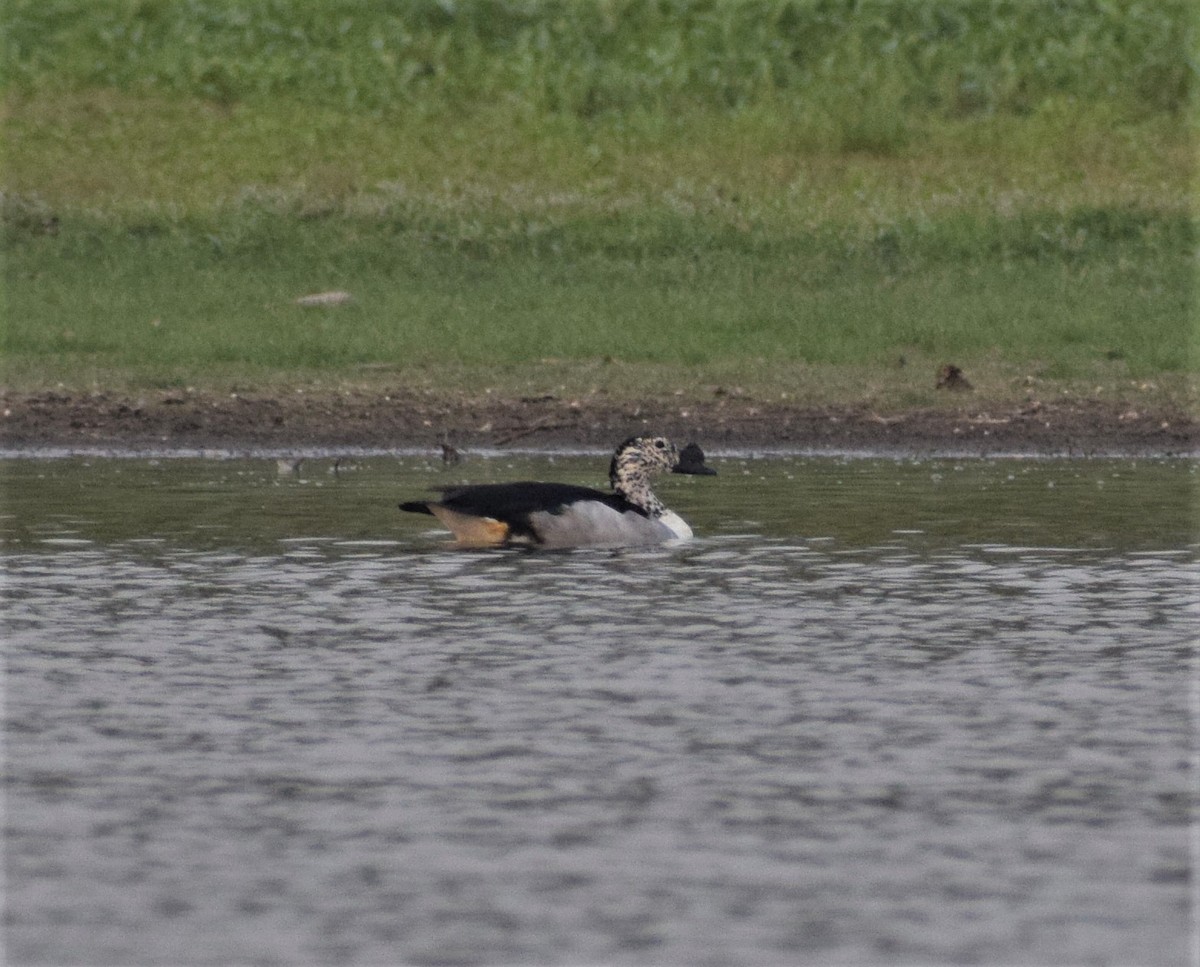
[3,188,1192,388]
[1,1,1195,412]
[5,0,1189,119]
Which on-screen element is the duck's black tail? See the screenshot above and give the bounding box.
[399,501,435,515]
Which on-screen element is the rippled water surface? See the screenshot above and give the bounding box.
[3,453,1197,966]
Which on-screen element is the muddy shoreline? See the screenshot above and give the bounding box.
[2,389,1196,457]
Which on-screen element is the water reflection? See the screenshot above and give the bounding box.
[3,455,1196,965]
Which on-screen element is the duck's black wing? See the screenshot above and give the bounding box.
[441,481,638,517]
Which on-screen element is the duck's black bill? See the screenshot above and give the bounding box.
[673,442,717,475]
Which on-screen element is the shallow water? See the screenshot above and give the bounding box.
[3,454,1197,966]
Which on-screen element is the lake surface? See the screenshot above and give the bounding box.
[3,453,1197,966]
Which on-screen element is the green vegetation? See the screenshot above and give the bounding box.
[5,0,1190,120]
[1,0,1195,408]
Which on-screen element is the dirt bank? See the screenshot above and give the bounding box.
[1,388,1195,457]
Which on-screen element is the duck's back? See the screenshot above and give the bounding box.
[437,481,624,518]
[401,481,678,547]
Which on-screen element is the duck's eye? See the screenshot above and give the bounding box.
[654,439,666,449]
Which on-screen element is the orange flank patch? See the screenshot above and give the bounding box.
[428,506,511,547]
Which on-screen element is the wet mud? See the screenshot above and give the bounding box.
[1,388,1195,456]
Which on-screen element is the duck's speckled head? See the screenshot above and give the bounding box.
[608,436,715,513]
[608,436,675,482]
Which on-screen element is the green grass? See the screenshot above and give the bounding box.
[5,0,1190,119]
[1,0,1195,409]
[5,197,1190,392]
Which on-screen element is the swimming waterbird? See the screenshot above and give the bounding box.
[400,436,716,548]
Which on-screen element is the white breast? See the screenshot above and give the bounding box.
[657,509,693,541]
